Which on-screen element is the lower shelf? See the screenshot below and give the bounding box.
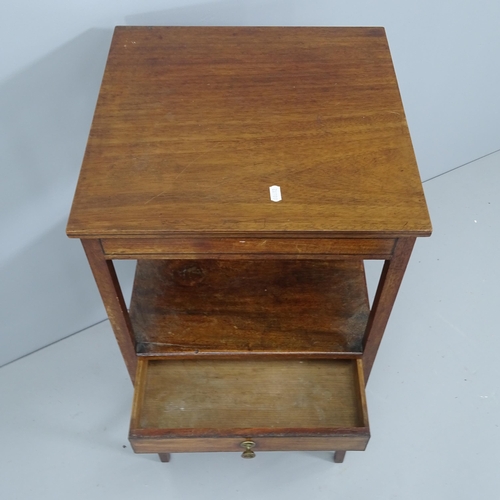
[129,259,370,357]
[129,358,370,455]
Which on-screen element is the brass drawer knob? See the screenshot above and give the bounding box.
[240,440,256,459]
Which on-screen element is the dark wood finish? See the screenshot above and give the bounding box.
[129,358,369,454]
[102,237,395,260]
[67,27,431,240]
[67,27,432,462]
[158,453,171,463]
[362,237,416,381]
[333,450,346,463]
[81,239,137,381]
[129,260,370,357]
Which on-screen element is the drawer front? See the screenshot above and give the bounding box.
[102,237,395,259]
[130,435,369,454]
[129,358,370,455]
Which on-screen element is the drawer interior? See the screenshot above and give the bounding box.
[129,358,370,453]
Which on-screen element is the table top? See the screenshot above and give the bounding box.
[67,26,431,239]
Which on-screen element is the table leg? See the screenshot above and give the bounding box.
[158,453,171,463]
[81,239,137,382]
[333,451,346,463]
[362,237,415,382]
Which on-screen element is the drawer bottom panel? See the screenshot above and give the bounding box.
[129,358,370,454]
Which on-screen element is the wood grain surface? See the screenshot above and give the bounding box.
[67,26,431,239]
[129,259,370,357]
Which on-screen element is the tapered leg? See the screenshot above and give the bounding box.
[81,239,137,382]
[362,237,415,382]
[159,453,171,463]
[333,451,346,463]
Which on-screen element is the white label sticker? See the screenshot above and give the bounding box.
[269,185,282,202]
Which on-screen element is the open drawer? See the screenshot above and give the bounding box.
[129,358,370,456]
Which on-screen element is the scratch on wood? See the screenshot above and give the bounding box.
[144,191,166,204]
[174,164,189,180]
[147,341,212,349]
[175,152,206,180]
[174,142,219,180]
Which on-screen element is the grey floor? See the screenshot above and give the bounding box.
[1,151,500,499]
